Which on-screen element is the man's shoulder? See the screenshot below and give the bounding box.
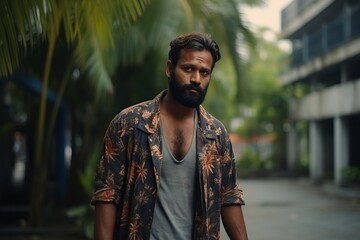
[113,91,165,122]
[199,106,226,130]
[113,99,155,122]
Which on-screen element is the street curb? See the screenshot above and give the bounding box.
[321,182,360,200]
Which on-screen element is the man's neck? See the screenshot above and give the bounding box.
[160,92,196,120]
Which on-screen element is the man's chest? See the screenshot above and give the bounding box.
[161,122,194,160]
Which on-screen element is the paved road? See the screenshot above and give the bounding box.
[221,178,360,240]
[2,178,359,240]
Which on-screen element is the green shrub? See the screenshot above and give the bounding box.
[236,148,266,178]
[343,167,360,183]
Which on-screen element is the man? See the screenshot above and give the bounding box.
[91,32,248,240]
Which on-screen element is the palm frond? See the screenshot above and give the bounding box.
[76,32,114,99]
[0,0,150,79]
[74,0,150,98]
[0,0,43,76]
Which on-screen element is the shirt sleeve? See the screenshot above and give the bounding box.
[91,119,125,205]
[220,130,245,207]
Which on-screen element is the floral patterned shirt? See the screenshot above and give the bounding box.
[91,90,244,240]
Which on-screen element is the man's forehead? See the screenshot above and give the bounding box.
[178,49,213,65]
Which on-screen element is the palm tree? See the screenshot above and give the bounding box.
[0,0,150,227]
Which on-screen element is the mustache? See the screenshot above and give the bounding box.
[183,84,203,93]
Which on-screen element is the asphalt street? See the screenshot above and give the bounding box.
[1,178,359,240]
[221,178,360,240]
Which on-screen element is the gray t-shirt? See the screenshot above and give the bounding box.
[150,113,197,240]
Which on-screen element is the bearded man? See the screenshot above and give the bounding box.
[91,32,248,240]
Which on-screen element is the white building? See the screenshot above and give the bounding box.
[281,0,360,185]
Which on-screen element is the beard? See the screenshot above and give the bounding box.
[168,72,208,108]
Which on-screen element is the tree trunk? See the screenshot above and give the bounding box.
[28,14,61,227]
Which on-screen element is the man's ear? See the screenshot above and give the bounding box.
[165,60,173,79]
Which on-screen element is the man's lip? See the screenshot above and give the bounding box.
[188,88,199,94]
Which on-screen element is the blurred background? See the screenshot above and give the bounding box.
[0,0,359,239]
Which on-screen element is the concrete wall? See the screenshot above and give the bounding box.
[291,79,360,121]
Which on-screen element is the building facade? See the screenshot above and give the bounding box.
[281,0,360,185]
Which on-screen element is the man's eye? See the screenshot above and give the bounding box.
[184,67,192,72]
[201,71,210,76]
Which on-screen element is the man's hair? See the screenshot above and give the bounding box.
[168,32,221,69]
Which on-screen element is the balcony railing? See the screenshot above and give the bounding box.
[290,4,360,67]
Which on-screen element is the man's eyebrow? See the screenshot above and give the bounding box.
[200,66,211,71]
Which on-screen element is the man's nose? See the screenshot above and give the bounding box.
[190,71,201,84]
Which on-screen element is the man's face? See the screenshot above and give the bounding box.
[167,49,213,108]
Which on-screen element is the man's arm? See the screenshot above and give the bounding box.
[221,205,248,240]
[94,202,117,240]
